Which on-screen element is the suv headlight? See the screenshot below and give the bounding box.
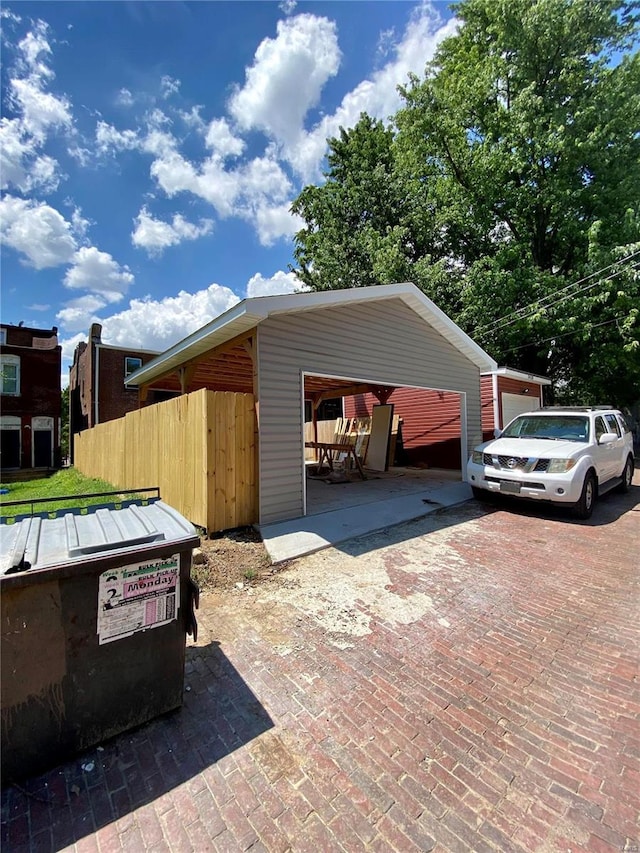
[547,459,577,473]
[471,450,483,464]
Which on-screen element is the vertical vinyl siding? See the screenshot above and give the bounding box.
[257,298,483,524]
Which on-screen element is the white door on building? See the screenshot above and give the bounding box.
[501,392,540,429]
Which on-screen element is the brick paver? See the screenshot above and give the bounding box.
[2,476,639,852]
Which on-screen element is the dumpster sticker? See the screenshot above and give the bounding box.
[97,555,180,644]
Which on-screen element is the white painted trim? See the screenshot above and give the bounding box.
[460,393,468,477]
[0,354,21,396]
[492,372,500,431]
[482,366,552,385]
[31,416,54,468]
[127,283,497,388]
[300,371,307,518]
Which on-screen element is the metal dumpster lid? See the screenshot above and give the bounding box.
[0,500,197,575]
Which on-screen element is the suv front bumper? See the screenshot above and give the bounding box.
[467,461,584,504]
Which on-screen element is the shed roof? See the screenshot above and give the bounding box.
[125,283,497,388]
[481,367,552,385]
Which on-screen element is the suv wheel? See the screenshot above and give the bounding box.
[618,456,634,493]
[572,471,596,520]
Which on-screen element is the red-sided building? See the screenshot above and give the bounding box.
[344,367,551,469]
[0,323,62,472]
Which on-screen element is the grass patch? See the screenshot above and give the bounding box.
[0,468,140,519]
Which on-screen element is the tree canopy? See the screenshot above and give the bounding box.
[290,0,640,406]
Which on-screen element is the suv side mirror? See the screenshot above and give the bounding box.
[493,428,502,439]
[598,432,617,445]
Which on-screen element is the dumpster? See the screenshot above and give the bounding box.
[0,499,200,784]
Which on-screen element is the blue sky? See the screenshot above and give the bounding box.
[1,1,457,382]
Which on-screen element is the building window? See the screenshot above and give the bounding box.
[0,328,6,345]
[124,357,142,378]
[0,355,20,395]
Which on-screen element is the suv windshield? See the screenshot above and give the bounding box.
[501,414,590,442]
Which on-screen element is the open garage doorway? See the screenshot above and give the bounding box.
[302,372,468,519]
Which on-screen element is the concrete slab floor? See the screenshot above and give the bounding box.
[261,467,472,563]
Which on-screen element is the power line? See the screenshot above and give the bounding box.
[479,249,640,332]
[477,259,640,339]
[500,315,634,355]
[474,249,640,337]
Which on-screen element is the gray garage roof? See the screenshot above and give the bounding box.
[125,282,497,387]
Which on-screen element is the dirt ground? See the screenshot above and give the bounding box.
[191,527,276,591]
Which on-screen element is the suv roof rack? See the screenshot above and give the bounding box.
[540,406,613,412]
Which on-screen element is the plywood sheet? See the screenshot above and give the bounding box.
[367,404,394,471]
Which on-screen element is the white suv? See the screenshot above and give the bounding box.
[467,407,634,519]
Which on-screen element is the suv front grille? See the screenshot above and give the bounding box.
[482,455,551,472]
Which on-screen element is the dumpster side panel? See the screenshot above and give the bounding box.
[1,548,193,784]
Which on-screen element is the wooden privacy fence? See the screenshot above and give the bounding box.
[74,389,257,533]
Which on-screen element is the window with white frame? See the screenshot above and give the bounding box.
[124,356,142,378]
[0,355,20,395]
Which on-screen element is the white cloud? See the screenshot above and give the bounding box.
[148,146,293,224]
[91,283,240,351]
[228,14,341,147]
[160,75,181,99]
[117,87,134,107]
[0,195,77,268]
[8,21,72,141]
[0,18,72,193]
[64,246,133,303]
[287,5,458,179]
[60,331,86,367]
[180,105,205,131]
[142,126,178,158]
[204,118,245,158]
[246,270,305,297]
[26,302,51,311]
[0,117,60,192]
[56,294,107,332]
[131,206,214,256]
[279,0,297,14]
[10,76,72,141]
[95,121,140,155]
[254,202,303,247]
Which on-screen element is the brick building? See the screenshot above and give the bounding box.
[0,323,62,472]
[68,324,175,460]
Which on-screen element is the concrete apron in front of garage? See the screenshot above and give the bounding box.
[260,467,472,563]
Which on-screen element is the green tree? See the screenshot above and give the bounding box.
[291,0,640,405]
[396,0,640,390]
[291,114,413,291]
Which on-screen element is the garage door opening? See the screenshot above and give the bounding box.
[302,372,468,519]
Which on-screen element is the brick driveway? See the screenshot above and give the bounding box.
[3,478,639,853]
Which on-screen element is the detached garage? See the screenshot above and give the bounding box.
[117,283,498,527]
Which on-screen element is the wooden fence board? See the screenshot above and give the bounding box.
[75,389,257,533]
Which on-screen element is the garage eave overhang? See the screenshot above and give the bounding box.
[125,282,497,387]
[482,367,552,385]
